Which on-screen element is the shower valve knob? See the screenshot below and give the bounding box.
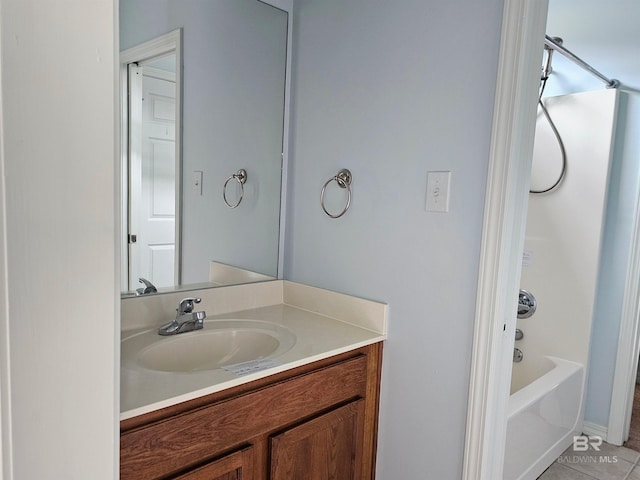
[517,289,537,319]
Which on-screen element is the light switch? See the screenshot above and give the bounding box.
[425,171,451,213]
[193,171,203,195]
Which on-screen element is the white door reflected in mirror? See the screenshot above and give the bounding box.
[127,58,177,289]
[120,29,181,293]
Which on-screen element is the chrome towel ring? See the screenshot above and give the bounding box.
[320,169,352,218]
[223,169,247,209]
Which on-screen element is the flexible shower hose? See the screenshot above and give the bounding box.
[530,77,567,194]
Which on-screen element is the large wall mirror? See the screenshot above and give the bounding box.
[119,0,289,296]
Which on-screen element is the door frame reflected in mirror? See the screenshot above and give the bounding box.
[120,29,183,293]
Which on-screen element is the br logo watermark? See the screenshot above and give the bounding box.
[557,436,618,464]
[573,435,602,452]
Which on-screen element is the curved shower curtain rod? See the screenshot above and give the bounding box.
[544,35,620,89]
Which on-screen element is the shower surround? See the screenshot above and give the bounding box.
[504,88,620,480]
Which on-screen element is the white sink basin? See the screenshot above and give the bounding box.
[122,320,296,373]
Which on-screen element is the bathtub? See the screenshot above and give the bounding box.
[503,356,584,480]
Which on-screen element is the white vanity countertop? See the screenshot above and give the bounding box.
[120,282,387,420]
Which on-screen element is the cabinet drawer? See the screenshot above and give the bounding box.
[121,355,368,479]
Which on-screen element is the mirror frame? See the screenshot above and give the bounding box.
[269,0,293,281]
[118,0,293,297]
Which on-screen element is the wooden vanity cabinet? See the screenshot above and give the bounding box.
[120,342,382,480]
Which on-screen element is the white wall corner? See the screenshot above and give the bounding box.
[1,1,118,477]
[0,123,12,480]
[0,87,12,480]
[0,5,12,475]
[0,265,12,480]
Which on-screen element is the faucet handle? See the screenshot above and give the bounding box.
[177,297,201,314]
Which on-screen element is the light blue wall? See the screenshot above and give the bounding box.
[545,0,640,429]
[285,0,504,477]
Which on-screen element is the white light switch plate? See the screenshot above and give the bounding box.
[425,171,451,213]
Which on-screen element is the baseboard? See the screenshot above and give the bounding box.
[583,421,609,443]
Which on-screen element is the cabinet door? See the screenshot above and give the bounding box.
[269,400,365,480]
[170,446,254,480]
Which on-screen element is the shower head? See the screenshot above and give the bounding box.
[542,36,563,80]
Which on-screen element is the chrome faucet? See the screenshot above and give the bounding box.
[136,277,157,296]
[158,297,207,336]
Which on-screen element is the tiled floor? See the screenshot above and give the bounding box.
[538,442,640,479]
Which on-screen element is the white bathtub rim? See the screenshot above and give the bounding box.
[508,356,584,418]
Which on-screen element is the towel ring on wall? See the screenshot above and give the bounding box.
[223,169,247,208]
[320,169,352,218]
